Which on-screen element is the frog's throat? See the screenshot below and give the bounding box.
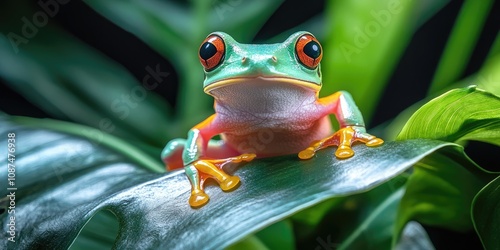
[203,77,321,95]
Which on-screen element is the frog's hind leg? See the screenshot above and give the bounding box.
[162,139,242,170]
[161,138,187,170]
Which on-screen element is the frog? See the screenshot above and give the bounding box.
[162,31,383,208]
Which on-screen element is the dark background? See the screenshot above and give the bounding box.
[0,1,499,248]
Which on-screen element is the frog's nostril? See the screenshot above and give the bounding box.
[270,56,278,63]
[241,57,247,64]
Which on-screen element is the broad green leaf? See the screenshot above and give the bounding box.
[472,175,500,250]
[397,86,500,147]
[385,53,500,141]
[0,116,454,249]
[394,86,500,246]
[0,3,174,147]
[394,148,490,234]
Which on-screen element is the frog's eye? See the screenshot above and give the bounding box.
[295,34,322,69]
[199,35,225,71]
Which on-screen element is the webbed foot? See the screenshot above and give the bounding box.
[185,153,256,208]
[298,126,383,160]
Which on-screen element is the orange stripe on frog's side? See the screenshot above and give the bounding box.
[317,91,341,109]
[194,114,217,131]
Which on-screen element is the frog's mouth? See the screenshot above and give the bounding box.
[204,77,321,94]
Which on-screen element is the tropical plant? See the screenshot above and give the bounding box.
[0,0,498,249]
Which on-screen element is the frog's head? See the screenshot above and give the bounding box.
[198,31,323,97]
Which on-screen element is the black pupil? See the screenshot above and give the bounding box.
[200,42,217,60]
[303,41,321,59]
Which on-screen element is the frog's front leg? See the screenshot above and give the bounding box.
[180,114,256,207]
[299,91,383,160]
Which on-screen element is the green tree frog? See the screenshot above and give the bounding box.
[162,31,383,208]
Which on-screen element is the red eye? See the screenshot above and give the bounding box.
[295,34,322,69]
[199,35,225,71]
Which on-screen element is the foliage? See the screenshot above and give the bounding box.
[0,0,498,249]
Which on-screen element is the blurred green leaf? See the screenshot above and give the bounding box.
[8,115,164,173]
[338,187,405,250]
[0,115,454,249]
[476,53,500,96]
[472,175,500,250]
[226,235,269,250]
[267,14,326,43]
[254,220,295,250]
[322,0,449,122]
[83,0,283,127]
[485,32,500,63]
[292,174,408,249]
[429,0,495,94]
[394,148,489,234]
[69,211,119,250]
[0,4,173,147]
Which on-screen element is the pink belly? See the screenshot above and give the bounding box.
[222,116,332,157]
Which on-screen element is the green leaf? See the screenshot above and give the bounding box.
[476,53,500,96]
[394,86,500,246]
[83,0,283,127]
[397,86,500,146]
[0,116,454,249]
[395,147,490,234]
[337,183,406,250]
[7,115,164,173]
[69,210,119,250]
[254,220,295,250]
[0,4,174,146]
[291,174,408,249]
[429,0,495,94]
[322,0,449,122]
[472,175,500,249]
[225,235,269,250]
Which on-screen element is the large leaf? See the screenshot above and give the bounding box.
[394,86,500,245]
[0,2,174,148]
[398,86,500,146]
[0,116,455,249]
[472,175,500,249]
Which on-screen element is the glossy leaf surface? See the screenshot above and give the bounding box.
[0,117,453,249]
